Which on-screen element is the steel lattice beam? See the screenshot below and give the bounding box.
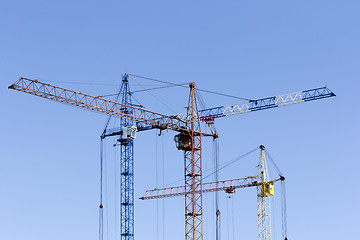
[175,86,336,121]
[118,75,135,240]
[140,177,257,200]
[184,82,203,240]
[8,77,187,132]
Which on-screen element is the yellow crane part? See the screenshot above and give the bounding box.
[258,182,274,197]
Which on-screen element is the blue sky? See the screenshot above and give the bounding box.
[1,1,359,240]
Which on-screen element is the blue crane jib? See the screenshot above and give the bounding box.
[177,86,335,123]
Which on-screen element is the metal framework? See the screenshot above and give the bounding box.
[257,145,271,240]
[184,82,203,240]
[140,177,257,200]
[9,76,335,240]
[175,86,336,121]
[8,77,187,132]
[118,74,135,240]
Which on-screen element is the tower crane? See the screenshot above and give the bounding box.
[140,145,284,240]
[9,75,335,240]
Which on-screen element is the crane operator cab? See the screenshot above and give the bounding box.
[122,126,137,140]
[174,132,192,150]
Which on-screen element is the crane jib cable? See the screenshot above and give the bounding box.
[130,76,178,114]
[98,82,190,98]
[155,146,257,192]
[129,73,251,101]
[101,81,124,136]
[203,147,258,181]
[264,150,283,177]
[265,149,288,240]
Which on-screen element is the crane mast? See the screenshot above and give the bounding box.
[181,82,204,240]
[118,74,135,240]
[257,145,272,240]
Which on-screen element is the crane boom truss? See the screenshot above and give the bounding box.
[8,77,187,132]
[176,86,335,121]
[118,75,135,240]
[184,83,203,240]
[258,146,271,240]
[140,177,257,200]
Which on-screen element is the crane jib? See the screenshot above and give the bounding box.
[194,86,335,119]
[8,77,190,133]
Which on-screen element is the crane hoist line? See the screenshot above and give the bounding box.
[9,74,335,240]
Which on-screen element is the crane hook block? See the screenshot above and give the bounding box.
[99,204,103,208]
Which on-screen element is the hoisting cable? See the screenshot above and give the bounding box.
[264,150,288,240]
[225,191,235,240]
[281,180,288,240]
[129,73,251,101]
[155,132,159,240]
[114,144,119,240]
[104,140,109,240]
[213,138,220,240]
[99,138,104,240]
[162,135,166,240]
[231,195,235,240]
[226,196,229,240]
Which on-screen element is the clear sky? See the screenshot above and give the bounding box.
[1,1,359,240]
